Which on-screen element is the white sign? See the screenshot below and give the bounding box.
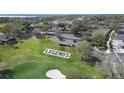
[43,48,71,58]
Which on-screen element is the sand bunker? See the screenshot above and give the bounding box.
[46,69,66,79]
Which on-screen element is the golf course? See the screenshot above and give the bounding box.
[0,38,104,79]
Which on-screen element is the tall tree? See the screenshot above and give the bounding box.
[1,23,13,36]
[77,40,92,61]
[70,20,82,34]
[92,30,105,47]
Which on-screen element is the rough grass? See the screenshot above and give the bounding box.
[0,38,104,79]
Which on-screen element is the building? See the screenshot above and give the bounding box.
[115,29,124,40]
[0,34,17,45]
[112,29,124,53]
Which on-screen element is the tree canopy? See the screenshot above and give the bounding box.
[92,30,105,47]
[77,40,92,61]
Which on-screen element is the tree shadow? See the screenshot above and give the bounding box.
[0,69,15,79]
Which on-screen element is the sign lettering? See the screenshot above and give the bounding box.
[43,48,71,58]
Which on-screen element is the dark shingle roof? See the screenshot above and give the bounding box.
[115,34,124,40]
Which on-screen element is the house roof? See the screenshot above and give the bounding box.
[61,33,82,41]
[115,34,124,40]
[0,33,6,40]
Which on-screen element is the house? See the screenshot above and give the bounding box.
[52,20,72,32]
[61,33,82,41]
[30,23,44,30]
[76,17,85,21]
[47,29,56,36]
[58,33,83,47]
[0,33,6,43]
[59,40,75,47]
[117,29,124,34]
[34,32,45,39]
[26,25,33,31]
[118,23,124,29]
[115,29,124,40]
[0,36,17,45]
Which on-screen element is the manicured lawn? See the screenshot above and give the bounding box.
[0,38,104,79]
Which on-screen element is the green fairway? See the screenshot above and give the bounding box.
[0,38,104,79]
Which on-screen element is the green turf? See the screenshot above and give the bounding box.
[0,38,104,79]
